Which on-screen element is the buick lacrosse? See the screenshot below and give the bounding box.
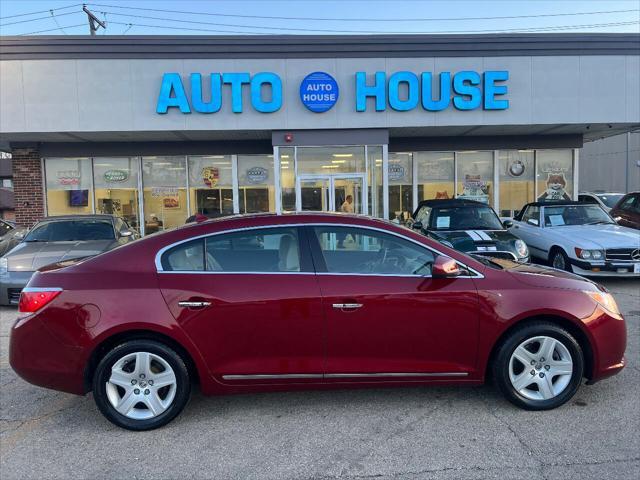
[9,213,626,430]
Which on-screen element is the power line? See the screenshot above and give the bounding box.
[105,21,269,35]
[85,4,639,23]
[0,11,78,27]
[49,10,70,35]
[18,23,86,36]
[92,10,640,35]
[0,3,81,20]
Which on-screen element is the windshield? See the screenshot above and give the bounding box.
[24,220,115,242]
[543,205,615,227]
[430,206,503,231]
[596,193,624,208]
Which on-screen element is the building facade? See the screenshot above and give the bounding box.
[1,34,638,231]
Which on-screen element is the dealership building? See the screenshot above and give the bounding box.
[0,34,638,233]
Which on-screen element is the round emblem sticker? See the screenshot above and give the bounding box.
[299,72,339,113]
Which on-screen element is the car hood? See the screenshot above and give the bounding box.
[428,229,518,252]
[5,240,116,272]
[546,224,640,249]
[491,259,599,291]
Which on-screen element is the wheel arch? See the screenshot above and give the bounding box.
[83,329,202,393]
[486,315,594,382]
[548,245,567,262]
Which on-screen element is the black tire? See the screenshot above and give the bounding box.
[549,248,572,272]
[93,339,191,431]
[492,322,584,410]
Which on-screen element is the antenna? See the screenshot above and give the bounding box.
[83,4,106,35]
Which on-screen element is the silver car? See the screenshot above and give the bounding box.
[0,215,137,305]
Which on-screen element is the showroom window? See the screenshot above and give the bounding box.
[188,155,234,218]
[456,151,494,206]
[416,151,455,202]
[535,150,574,202]
[498,150,534,217]
[142,156,188,233]
[238,155,275,213]
[388,153,413,222]
[93,157,141,232]
[44,157,93,216]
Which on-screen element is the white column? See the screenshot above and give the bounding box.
[572,148,579,200]
[412,152,418,216]
[232,154,240,214]
[185,155,191,217]
[273,146,282,214]
[382,144,389,220]
[493,150,500,212]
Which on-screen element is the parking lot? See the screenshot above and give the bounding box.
[0,278,638,480]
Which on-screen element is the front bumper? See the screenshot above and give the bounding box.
[0,271,35,305]
[584,307,627,383]
[9,310,86,395]
[569,259,640,277]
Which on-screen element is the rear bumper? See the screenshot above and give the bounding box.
[9,310,86,395]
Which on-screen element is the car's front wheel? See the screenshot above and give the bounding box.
[550,248,572,272]
[493,322,584,410]
[93,340,191,430]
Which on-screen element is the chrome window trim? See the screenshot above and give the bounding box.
[154,222,485,278]
[222,372,468,380]
[22,287,63,293]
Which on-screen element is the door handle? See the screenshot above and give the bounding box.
[332,303,363,310]
[178,301,212,309]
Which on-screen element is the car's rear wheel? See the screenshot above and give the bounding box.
[93,340,191,430]
[492,322,584,410]
[550,248,572,272]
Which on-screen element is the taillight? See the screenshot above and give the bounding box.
[18,288,62,313]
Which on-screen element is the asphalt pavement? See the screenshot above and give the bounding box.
[1,278,638,480]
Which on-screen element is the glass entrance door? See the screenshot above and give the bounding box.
[296,174,366,213]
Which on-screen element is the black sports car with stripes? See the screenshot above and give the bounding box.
[410,199,530,263]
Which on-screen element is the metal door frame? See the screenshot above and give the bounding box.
[296,173,367,213]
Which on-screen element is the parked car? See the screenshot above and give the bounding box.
[9,213,626,430]
[577,192,625,212]
[0,219,27,257]
[509,201,640,277]
[410,199,529,263]
[609,192,640,230]
[0,215,137,305]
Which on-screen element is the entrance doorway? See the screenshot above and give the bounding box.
[296,174,367,214]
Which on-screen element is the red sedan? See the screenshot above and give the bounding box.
[9,213,626,430]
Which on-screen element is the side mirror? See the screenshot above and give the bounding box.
[119,229,134,238]
[527,218,539,226]
[432,256,461,278]
[411,221,423,230]
[502,219,514,228]
[14,231,26,240]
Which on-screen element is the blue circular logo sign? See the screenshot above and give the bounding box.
[299,72,339,113]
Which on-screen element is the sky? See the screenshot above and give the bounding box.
[0,0,639,36]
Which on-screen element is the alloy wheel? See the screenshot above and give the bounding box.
[106,351,177,420]
[508,336,573,401]
[552,252,566,270]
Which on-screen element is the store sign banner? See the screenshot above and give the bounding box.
[103,169,129,183]
[246,166,269,184]
[156,70,509,114]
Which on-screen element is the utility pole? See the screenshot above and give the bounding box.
[83,4,106,35]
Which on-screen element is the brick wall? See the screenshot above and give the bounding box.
[11,147,45,227]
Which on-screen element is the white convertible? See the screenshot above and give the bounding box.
[509,201,640,277]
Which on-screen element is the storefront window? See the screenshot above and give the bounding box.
[188,155,233,218]
[367,146,383,218]
[93,157,140,231]
[416,151,455,202]
[45,158,93,216]
[456,151,494,205]
[280,147,295,212]
[238,154,275,213]
[498,150,534,217]
[296,146,365,175]
[142,156,188,233]
[388,152,413,222]
[536,149,574,202]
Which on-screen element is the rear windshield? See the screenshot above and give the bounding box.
[597,194,624,208]
[24,220,115,242]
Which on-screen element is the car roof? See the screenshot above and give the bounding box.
[416,199,490,209]
[37,214,116,224]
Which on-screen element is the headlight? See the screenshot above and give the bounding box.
[575,248,604,261]
[515,239,529,258]
[584,290,621,317]
[0,257,7,275]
